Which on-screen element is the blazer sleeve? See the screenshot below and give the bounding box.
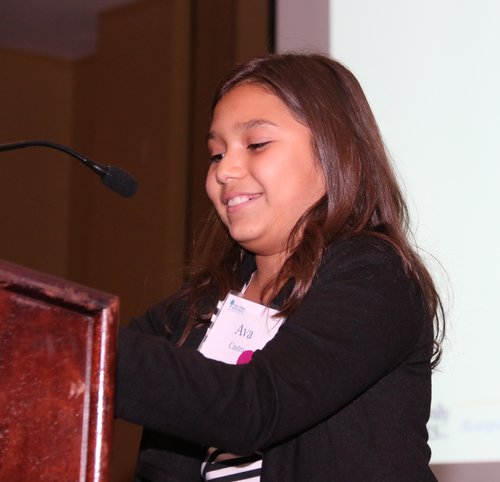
[115,237,429,455]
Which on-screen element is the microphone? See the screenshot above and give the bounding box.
[0,140,138,198]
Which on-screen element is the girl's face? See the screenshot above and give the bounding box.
[206,83,326,256]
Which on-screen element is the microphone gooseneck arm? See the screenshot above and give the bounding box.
[0,140,138,198]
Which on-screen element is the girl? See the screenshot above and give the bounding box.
[116,53,443,481]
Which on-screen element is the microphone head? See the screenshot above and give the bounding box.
[101,166,139,198]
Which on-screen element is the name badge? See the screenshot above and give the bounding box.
[198,291,284,365]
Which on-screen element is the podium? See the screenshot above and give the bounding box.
[0,260,118,481]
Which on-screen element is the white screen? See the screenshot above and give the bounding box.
[329,0,500,464]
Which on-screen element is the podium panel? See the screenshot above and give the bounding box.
[0,260,118,482]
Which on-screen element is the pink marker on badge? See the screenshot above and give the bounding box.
[237,350,254,365]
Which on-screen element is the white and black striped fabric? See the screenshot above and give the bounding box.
[201,449,262,481]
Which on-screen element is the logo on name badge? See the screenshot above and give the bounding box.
[229,298,245,314]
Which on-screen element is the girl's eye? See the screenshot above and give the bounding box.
[248,141,271,151]
[210,153,224,163]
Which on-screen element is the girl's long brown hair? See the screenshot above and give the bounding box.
[171,53,444,366]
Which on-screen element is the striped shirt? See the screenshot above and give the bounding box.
[201,448,262,481]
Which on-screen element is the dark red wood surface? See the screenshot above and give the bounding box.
[0,259,119,482]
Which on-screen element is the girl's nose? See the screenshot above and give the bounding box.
[214,151,244,184]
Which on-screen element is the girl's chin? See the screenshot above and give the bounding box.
[232,236,288,258]
[228,230,261,250]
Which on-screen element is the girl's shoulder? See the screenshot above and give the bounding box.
[128,294,186,338]
[317,235,421,308]
[323,235,404,272]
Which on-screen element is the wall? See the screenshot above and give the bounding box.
[0,48,74,278]
[68,0,192,321]
[275,0,329,53]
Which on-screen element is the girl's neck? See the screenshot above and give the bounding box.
[243,252,286,304]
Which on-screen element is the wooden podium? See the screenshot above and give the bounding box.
[0,260,119,481]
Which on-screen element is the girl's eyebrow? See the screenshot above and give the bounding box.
[207,118,278,141]
[235,118,278,130]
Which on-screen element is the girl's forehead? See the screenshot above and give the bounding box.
[216,83,278,106]
[211,84,297,126]
[210,84,311,139]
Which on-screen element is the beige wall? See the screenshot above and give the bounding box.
[68,0,192,320]
[0,48,74,278]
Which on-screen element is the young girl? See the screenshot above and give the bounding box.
[116,53,443,481]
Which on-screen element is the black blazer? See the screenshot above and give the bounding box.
[116,236,438,481]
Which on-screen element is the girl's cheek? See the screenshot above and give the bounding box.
[205,175,217,201]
